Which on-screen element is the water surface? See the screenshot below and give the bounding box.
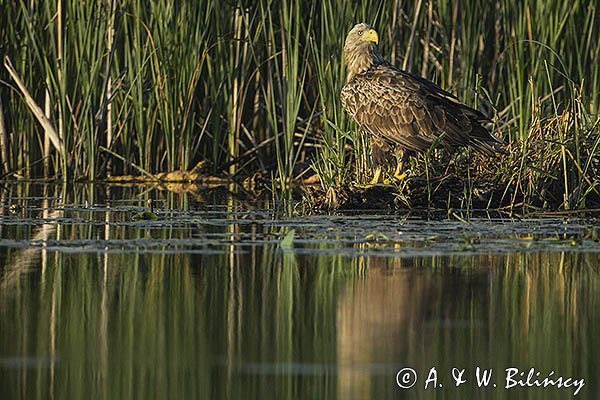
[1,184,598,399]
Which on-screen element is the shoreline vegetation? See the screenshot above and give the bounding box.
[0,0,598,211]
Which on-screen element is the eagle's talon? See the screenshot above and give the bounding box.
[394,171,408,181]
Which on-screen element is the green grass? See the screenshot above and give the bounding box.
[0,0,598,209]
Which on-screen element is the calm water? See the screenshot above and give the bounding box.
[1,184,599,399]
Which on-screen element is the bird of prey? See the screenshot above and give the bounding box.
[340,23,505,184]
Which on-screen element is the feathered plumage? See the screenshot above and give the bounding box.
[340,23,505,162]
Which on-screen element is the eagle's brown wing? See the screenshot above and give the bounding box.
[340,64,504,154]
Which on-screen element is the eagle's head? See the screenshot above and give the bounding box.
[343,23,381,81]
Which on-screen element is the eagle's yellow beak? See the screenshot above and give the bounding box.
[362,28,379,45]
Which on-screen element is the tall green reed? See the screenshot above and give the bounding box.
[0,0,598,207]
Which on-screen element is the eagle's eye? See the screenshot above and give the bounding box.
[357,30,363,36]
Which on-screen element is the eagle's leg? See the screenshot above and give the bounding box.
[369,166,383,184]
[367,136,388,184]
[393,148,409,181]
[384,148,411,183]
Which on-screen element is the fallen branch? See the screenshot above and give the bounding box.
[3,56,64,156]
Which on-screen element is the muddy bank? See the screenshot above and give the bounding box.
[306,176,525,211]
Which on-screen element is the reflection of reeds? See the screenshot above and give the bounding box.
[0,210,62,293]
[336,252,600,398]
[1,231,599,398]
